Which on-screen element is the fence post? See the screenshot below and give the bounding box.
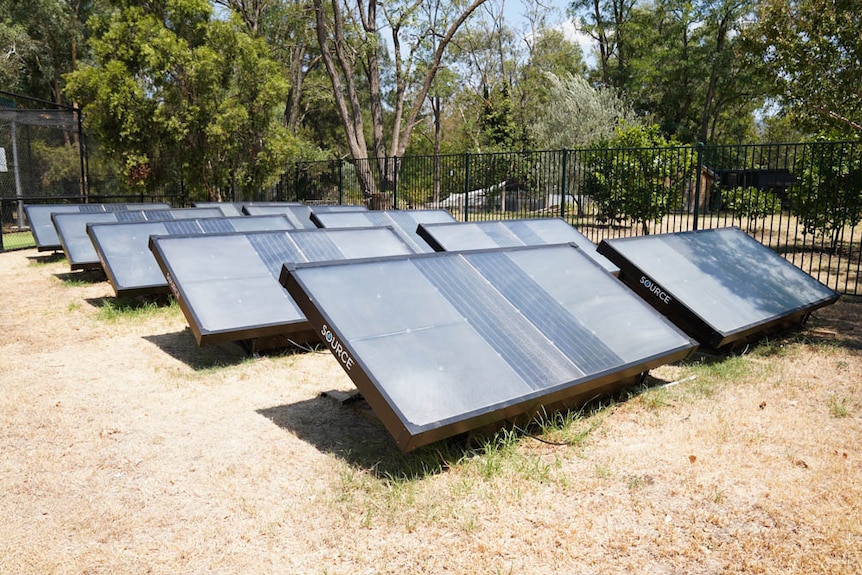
[338,159,343,205]
[560,148,568,219]
[393,155,398,209]
[464,152,471,222]
[693,142,704,231]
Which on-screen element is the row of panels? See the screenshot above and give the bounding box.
[23,202,839,452]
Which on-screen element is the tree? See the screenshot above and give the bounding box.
[570,0,637,87]
[584,123,690,234]
[530,72,639,149]
[0,0,94,104]
[792,141,862,251]
[480,83,518,150]
[65,0,296,200]
[312,0,490,202]
[516,27,587,145]
[745,0,862,137]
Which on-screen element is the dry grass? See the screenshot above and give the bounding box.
[1,248,860,575]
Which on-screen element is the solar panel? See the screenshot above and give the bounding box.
[596,227,841,349]
[279,244,698,451]
[191,202,245,217]
[23,203,171,251]
[416,218,620,276]
[88,215,296,297]
[148,227,418,349]
[242,204,368,229]
[52,208,223,270]
[311,209,457,253]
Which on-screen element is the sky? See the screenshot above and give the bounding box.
[501,0,598,67]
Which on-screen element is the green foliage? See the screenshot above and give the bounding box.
[791,140,862,250]
[96,296,179,323]
[64,0,296,201]
[529,72,640,150]
[29,141,83,192]
[480,84,519,151]
[745,0,862,138]
[584,124,691,234]
[0,0,90,100]
[724,186,780,231]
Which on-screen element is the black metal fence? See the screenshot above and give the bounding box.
[2,135,860,295]
[281,142,862,295]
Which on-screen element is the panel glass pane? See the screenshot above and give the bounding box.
[225,215,294,232]
[184,275,303,333]
[284,245,697,448]
[292,259,465,340]
[607,228,839,335]
[352,322,531,428]
[418,219,619,275]
[151,227,420,345]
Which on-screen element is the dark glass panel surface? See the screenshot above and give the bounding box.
[597,227,840,346]
[149,227,416,346]
[23,203,170,250]
[281,244,697,450]
[89,215,296,296]
[312,209,457,253]
[416,218,619,275]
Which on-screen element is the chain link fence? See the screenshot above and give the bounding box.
[0,91,186,251]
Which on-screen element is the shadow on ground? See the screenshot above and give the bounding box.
[27,251,65,264]
[256,381,654,481]
[256,395,468,480]
[143,330,250,370]
[802,295,862,351]
[55,269,107,284]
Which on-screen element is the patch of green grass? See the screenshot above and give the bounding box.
[2,231,36,250]
[627,474,651,490]
[96,296,179,322]
[829,396,851,418]
[61,276,93,287]
[595,463,612,479]
[750,337,789,358]
[681,355,752,399]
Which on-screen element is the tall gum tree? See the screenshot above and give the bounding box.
[312,0,491,203]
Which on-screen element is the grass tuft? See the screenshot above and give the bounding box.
[829,396,851,418]
[95,296,179,323]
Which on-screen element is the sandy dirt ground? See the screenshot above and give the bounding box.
[1,247,860,574]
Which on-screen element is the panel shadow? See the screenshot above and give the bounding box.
[143,330,251,370]
[257,396,464,479]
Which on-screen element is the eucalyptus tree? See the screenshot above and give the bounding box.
[530,71,639,149]
[311,0,492,201]
[65,0,296,200]
[569,0,637,87]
